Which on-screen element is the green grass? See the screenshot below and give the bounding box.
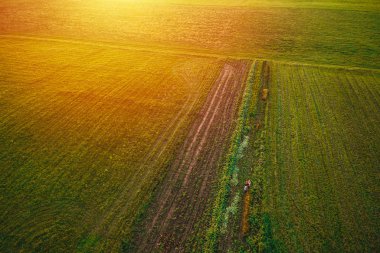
[201,60,270,253]
[202,60,380,252]
[263,62,380,252]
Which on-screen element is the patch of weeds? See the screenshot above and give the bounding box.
[77,234,100,253]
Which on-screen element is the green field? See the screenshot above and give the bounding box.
[0,38,227,251]
[200,61,379,252]
[1,0,379,68]
[263,63,380,252]
[0,0,379,252]
[264,64,380,252]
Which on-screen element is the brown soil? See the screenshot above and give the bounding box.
[135,59,251,252]
[241,192,250,235]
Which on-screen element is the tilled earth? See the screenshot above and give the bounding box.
[136,59,251,252]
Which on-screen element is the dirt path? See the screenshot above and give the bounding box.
[88,67,206,252]
[136,59,251,252]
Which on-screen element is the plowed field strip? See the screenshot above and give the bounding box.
[89,73,213,252]
[179,64,244,243]
[94,96,202,252]
[143,64,234,232]
[91,94,194,231]
[0,37,229,251]
[136,60,251,252]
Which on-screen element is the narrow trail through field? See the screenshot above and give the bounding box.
[91,94,195,234]
[87,65,213,251]
[136,60,251,252]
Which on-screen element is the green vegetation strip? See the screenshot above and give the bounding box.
[222,60,273,253]
[242,61,272,252]
[204,61,258,252]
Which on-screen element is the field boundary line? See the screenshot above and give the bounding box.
[0,34,226,60]
[1,34,380,72]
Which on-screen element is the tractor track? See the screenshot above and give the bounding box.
[136,60,251,252]
[87,58,226,253]
[89,78,203,252]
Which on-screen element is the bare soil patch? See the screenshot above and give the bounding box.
[136,59,251,252]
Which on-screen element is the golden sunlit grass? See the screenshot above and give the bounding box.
[0,37,228,251]
[1,0,379,68]
[0,0,379,252]
[261,88,269,101]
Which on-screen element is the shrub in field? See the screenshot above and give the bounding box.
[237,135,249,159]
[221,193,241,234]
[261,89,269,101]
[231,167,239,187]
